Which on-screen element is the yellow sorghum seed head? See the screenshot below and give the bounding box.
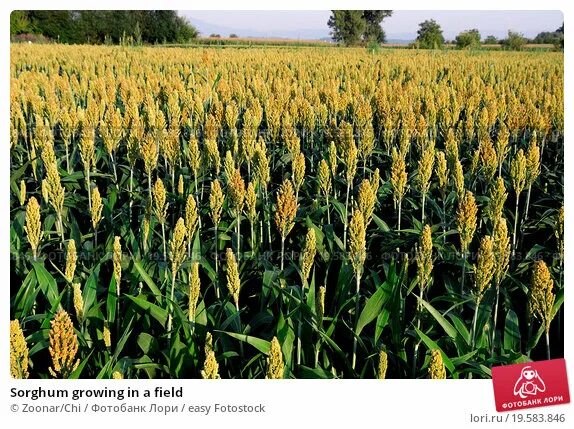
[153,177,168,224]
[493,218,510,286]
[526,134,540,186]
[391,148,407,205]
[201,332,221,379]
[510,149,527,196]
[377,350,388,379]
[113,236,122,292]
[357,179,376,227]
[318,159,332,197]
[435,150,448,191]
[474,236,495,299]
[228,169,246,217]
[275,179,298,239]
[416,225,433,292]
[417,140,435,195]
[445,128,459,166]
[224,150,235,184]
[91,186,103,229]
[140,134,158,175]
[46,164,65,215]
[72,283,84,322]
[316,286,326,321]
[428,349,446,379]
[19,179,26,206]
[177,174,184,195]
[453,158,465,200]
[529,260,555,333]
[292,152,305,194]
[10,320,29,379]
[349,209,366,278]
[24,196,42,259]
[457,191,478,253]
[479,138,498,183]
[79,132,95,172]
[205,139,220,175]
[142,210,150,246]
[209,179,224,226]
[495,124,510,169]
[300,228,317,283]
[555,206,564,259]
[169,218,187,274]
[65,239,77,283]
[346,141,358,184]
[185,194,199,242]
[266,337,285,379]
[253,140,270,188]
[328,141,337,177]
[188,136,200,176]
[41,179,49,203]
[188,262,201,322]
[112,371,123,379]
[371,167,380,196]
[226,248,241,307]
[103,321,111,348]
[48,310,79,378]
[245,182,257,222]
[487,177,507,224]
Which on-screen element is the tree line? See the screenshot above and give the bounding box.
[328,11,564,51]
[10,11,198,44]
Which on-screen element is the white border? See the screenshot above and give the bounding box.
[2,2,571,427]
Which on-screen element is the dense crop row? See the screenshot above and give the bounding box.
[10,45,563,379]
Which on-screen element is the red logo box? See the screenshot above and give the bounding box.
[492,359,570,412]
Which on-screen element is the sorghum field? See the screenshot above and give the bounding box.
[10,45,563,379]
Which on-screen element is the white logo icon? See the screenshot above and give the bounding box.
[513,366,546,398]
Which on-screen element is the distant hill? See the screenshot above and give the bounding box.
[187,16,329,40]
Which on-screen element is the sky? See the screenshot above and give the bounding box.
[180,10,564,41]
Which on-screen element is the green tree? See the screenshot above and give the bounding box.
[328,10,366,45]
[362,10,393,43]
[18,10,197,45]
[328,10,393,46]
[455,29,481,49]
[483,35,498,45]
[501,31,526,51]
[10,11,33,35]
[416,19,444,49]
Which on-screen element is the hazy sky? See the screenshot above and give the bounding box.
[180,10,563,40]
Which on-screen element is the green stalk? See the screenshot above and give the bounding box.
[167,270,176,336]
[236,214,240,263]
[110,152,118,183]
[524,185,532,221]
[343,181,350,249]
[461,251,467,292]
[397,199,402,233]
[412,286,424,377]
[214,224,220,299]
[470,297,481,349]
[161,222,167,261]
[512,193,520,259]
[491,282,501,354]
[421,191,426,224]
[280,236,285,271]
[86,169,91,212]
[326,194,330,225]
[65,143,70,174]
[351,272,361,371]
[236,301,244,359]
